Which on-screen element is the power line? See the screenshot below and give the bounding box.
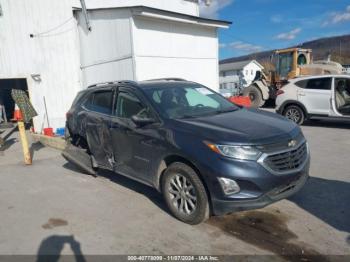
[32,17,74,37]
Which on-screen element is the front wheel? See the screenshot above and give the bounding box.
[283,105,305,125]
[162,162,209,225]
[242,85,265,108]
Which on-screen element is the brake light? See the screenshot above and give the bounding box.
[276,90,285,96]
[66,112,72,119]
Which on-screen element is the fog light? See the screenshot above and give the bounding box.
[218,178,240,195]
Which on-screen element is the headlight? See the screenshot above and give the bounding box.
[204,141,262,161]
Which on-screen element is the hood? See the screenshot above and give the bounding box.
[171,108,300,145]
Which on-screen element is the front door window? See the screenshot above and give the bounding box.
[115,92,151,120]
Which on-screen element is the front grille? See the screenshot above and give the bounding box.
[263,142,308,174]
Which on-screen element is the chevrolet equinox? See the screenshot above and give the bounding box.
[65,79,310,224]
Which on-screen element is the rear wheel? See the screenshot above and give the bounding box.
[162,162,209,225]
[242,85,264,108]
[283,105,305,125]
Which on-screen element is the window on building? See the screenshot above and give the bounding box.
[245,70,248,75]
[251,70,254,75]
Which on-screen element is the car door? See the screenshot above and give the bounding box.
[83,88,115,169]
[109,86,161,184]
[330,77,350,118]
[297,77,332,115]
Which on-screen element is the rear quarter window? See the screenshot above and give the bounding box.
[295,80,307,89]
[71,91,86,107]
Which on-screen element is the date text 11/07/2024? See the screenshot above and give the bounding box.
[127,256,220,261]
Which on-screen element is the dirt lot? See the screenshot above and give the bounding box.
[0,119,349,261]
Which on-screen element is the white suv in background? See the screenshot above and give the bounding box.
[276,75,350,125]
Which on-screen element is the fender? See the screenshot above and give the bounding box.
[277,100,309,117]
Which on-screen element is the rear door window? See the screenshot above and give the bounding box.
[304,78,332,90]
[85,90,113,115]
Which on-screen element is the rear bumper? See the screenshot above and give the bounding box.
[211,167,309,216]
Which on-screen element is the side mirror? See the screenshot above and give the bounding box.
[131,115,156,126]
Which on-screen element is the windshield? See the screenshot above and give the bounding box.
[277,52,293,79]
[144,84,238,119]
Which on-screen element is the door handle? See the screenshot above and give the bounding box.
[298,92,306,96]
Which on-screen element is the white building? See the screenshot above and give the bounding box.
[0,0,230,131]
[343,65,350,75]
[219,60,264,93]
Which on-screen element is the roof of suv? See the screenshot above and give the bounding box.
[289,74,350,83]
[86,78,197,91]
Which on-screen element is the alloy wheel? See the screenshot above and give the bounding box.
[285,108,301,123]
[168,174,197,215]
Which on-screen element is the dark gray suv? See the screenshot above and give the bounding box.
[65,79,310,224]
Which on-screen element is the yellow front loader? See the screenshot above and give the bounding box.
[242,48,344,108]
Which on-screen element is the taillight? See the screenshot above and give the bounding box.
[66,112,72,119]
[276,90,285,96]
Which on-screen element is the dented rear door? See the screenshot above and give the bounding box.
[83,88,115,169]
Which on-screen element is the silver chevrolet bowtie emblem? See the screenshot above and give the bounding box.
[288,140,297,147]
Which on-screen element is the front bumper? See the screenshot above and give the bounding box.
[196,148,310,216]
[211,167,309,215]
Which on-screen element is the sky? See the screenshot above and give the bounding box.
[199,0,350,60]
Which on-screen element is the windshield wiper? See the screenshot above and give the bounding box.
[180,114,199,119]
[213,107,239,115]
[180,107,238,119]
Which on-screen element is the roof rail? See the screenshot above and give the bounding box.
[87,82,115,89]
[145,78,187,82]
[88,80,138,89]
[117,80,138,86]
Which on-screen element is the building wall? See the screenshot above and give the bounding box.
[72,0,199,16]
[77,9,135,87]
[0,0,82,130]
[132,16,219,90]
[219,62,263,92]
[219,70,241,90]
[78,11,220,90]
[342,66,350,75]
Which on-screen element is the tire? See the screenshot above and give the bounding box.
[162,162,209,225]
[242,85,265,108]
[283,105,305,125]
